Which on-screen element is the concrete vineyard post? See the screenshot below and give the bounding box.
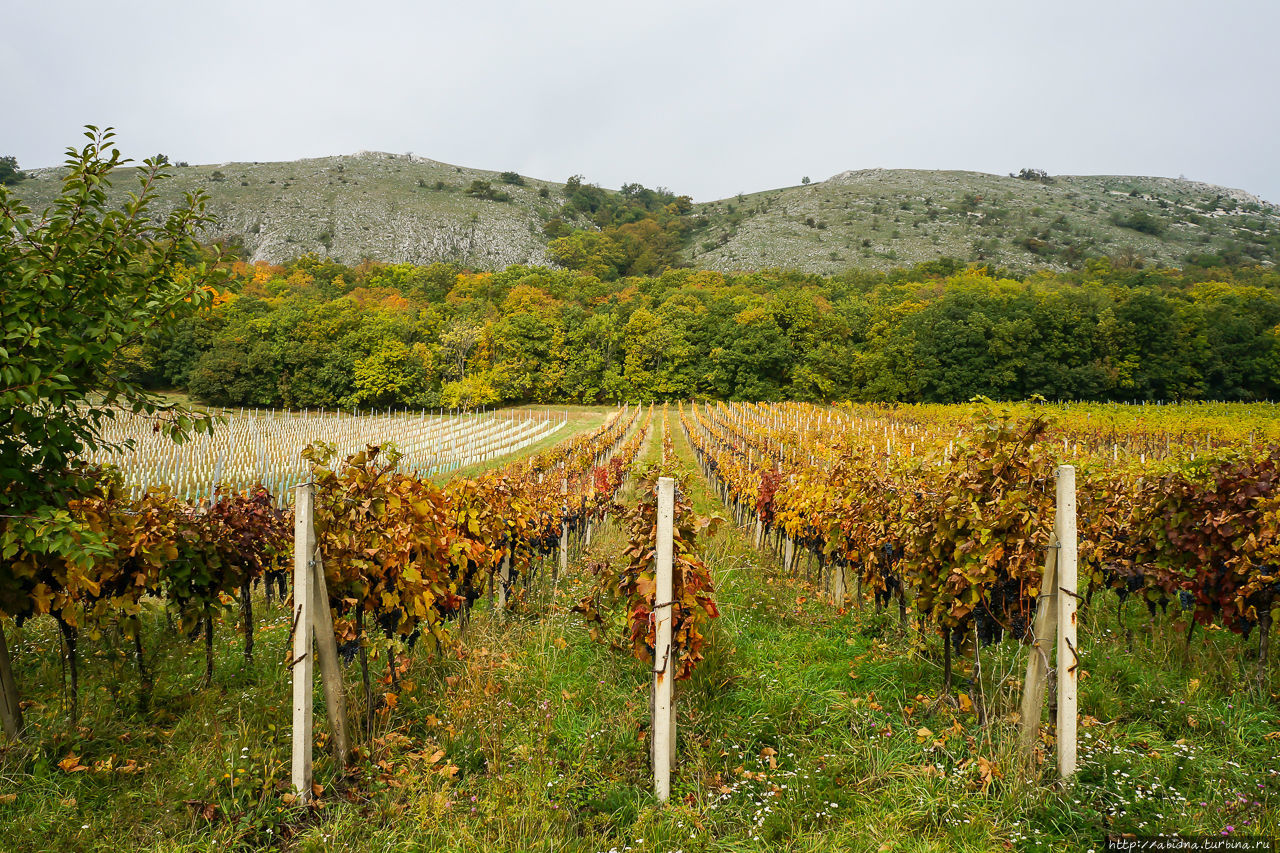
[291,483,351,794]
[1056,465,1078,779]
[292,484,315,800]
[1017,536,1058,767]
[653,476,675,803]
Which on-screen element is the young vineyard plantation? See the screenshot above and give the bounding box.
[0,133,1278,853]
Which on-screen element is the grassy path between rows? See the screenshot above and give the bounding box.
[0,408,1276,851]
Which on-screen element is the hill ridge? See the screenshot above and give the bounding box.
[10,152,1279,272]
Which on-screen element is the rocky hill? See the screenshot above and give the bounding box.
[12,154,1279,272]
[688,169,1280,273]
[16,151,560,269]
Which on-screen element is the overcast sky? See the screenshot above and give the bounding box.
[3,0,1277,204]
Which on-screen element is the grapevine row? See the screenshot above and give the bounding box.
[683,400,1279,684]
[575,404,721,680]
[0,406,645,727]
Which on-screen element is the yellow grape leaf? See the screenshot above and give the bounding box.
[31,584,54,614]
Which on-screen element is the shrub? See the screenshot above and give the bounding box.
[465,180,511,202]
[0,155,22,186]
[542,218,572,239]
[1111,210,1165,236]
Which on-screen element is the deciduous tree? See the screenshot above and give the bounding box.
[0,127,221,738]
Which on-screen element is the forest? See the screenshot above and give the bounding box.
[132,254,1280,409]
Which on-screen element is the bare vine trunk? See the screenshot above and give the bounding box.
[204,610,214,686]
[241,581,254,664]
[943,629,952,694]
[972,623,987,726]
[357,608,372,738]
[58,618,79,723]
[133,627,153,713]
[1260,609,1272,692]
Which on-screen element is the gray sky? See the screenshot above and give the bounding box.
[4,0,1277,204]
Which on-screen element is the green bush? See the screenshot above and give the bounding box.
[0,156,22,186]
[465,180,511,202]
[1111,210,1165,236]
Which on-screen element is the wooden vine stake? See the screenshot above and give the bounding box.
[496,550,511,612]
[653,476,676,803]
[1017,534,1058,767]
[292,483,351,801]
[1055,465,1078,779]
[0,625,23,740]
[310,546,350,773]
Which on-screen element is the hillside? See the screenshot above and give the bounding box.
[11,154,1280,272]
[689,169,1280,273]
[17,152,561,269]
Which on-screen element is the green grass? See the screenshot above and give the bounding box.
[1,413,1276,851]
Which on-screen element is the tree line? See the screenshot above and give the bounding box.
[127,255,1280,409]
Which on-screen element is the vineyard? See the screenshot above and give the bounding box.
[82,406,566,503]
[684,400,1280,688]
[0,401,1277,852]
